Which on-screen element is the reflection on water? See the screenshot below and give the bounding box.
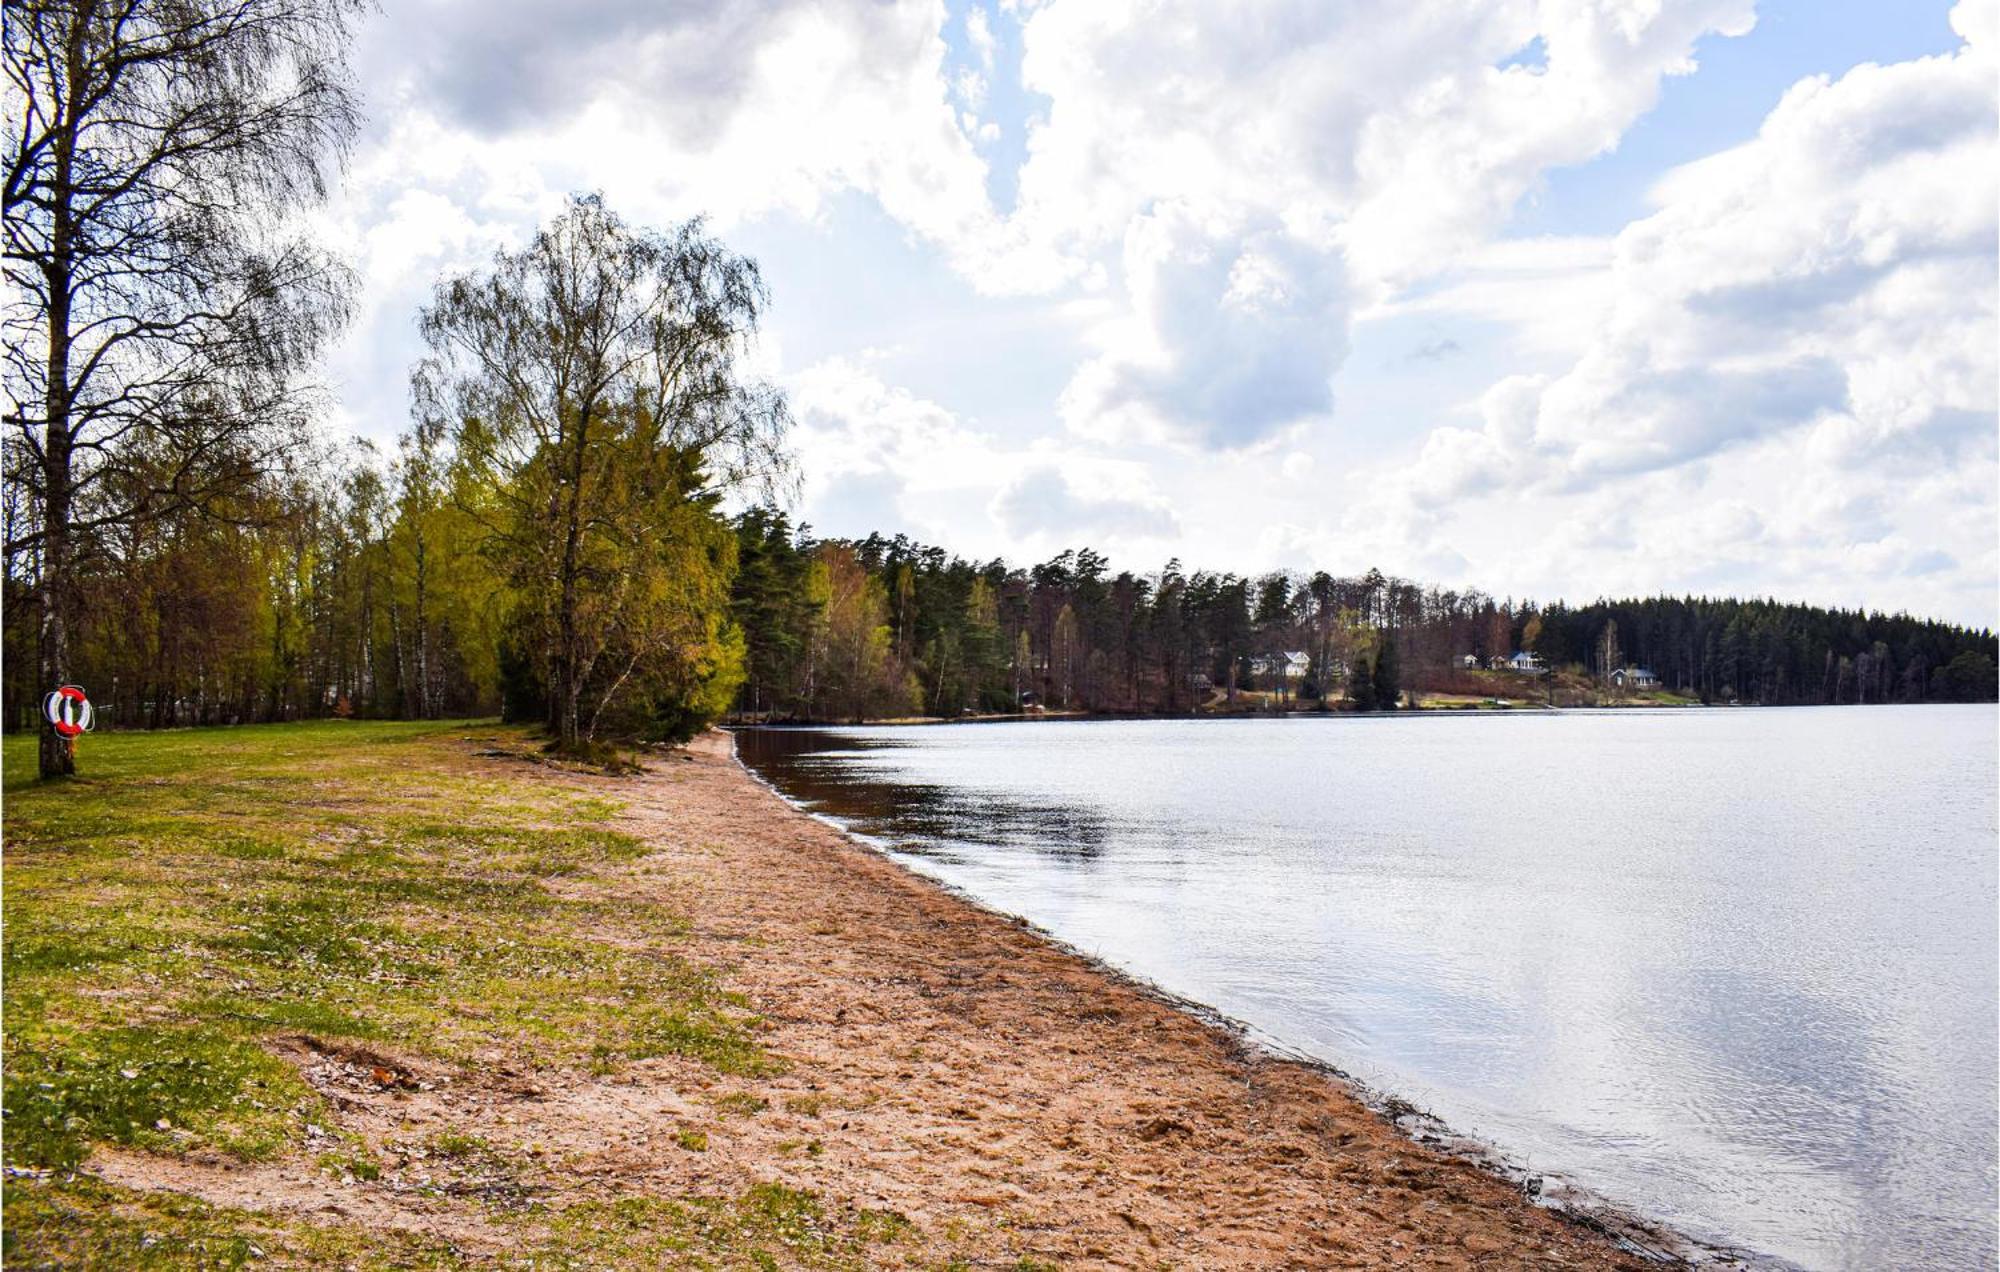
[737,709,1999,1270]
[738,728,1113,863]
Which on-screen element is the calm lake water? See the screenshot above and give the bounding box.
[738,707,1999,1270]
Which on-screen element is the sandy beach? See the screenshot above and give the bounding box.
[625,732,1675,1267]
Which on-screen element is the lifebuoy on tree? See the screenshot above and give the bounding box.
[42,685,93,738]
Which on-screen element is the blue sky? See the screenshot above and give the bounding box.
[323,0,1997,625]
[1514,0,1968,236]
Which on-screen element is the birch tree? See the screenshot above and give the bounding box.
[4,0,359,775]
[415,195,789,751]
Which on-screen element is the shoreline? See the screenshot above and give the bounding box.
[646,730,1695,1265]
[728,700,1824,732]
[724,730,1748,1269]
[8,721,1739,1266]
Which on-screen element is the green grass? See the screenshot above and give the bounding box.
[1,1172,471,1271]
[5,1023,309,1170]
[712,1091,771,1118]
[0,719,924,1267]
[528,1183,913,1269]
[2,722,764,1158]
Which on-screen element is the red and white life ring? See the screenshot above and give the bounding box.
[42,685,93,738]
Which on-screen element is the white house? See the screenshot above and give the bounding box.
[1495,650,1545,675]
[1459,653,1481,669]
[1249,651,1311,682]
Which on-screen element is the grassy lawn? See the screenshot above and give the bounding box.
[1411,693,1524,709]
[1,720,909,1269]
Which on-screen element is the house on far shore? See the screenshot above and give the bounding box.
[1494,650,1545,675]
[1249,651,1311,686]
[1611,666,1661,690]
[1459,653,1481,669]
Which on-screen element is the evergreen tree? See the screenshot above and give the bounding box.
[1349,654,1379,712]
[1373,632,1401,711]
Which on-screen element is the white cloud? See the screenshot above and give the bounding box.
[340,0,1004,273]
[1367,1,1999,621]
[1000,0,1758,448]
[991,465,1181,540]
[1407,8,1997,504]
[788,357,999,500]
[1003,0,1755,276]
[311,0,1996,624]
[1057,204,1350,451]
[333,0,1764,456]
[965,6,998,70]
[1369,235,1620,358]
[787,357,1187,556]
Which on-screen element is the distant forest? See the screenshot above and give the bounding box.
[6,483,1996,737]
[729,513,2000,720]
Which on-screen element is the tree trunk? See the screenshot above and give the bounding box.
[38,114,76,779]
[359,563,375,710]
[386,597,408,713]
[414,532,432,718]
[552,405,593,751]
[38,465,74,775]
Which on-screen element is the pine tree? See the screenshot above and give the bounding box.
[1373,632,1402,711]
[1350,654,1379,711]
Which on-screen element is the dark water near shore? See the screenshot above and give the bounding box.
[738,707,1999,1269]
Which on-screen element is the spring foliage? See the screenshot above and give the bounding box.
[4,198,786,744]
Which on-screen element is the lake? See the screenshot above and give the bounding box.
[737,707,1999,1269]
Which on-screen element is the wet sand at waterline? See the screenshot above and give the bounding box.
[87,729,1666,1266]
[621,735,1666,1266]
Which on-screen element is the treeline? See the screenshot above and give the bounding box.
[6,190,785,749]
[7,2,790,772]
[1,378,754,743]
[2,443,503,733]
[1510,596,1997,706]
[728,518,2000,720]
[9,476,1994,737]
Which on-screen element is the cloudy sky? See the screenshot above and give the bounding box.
[320,0,1998,626]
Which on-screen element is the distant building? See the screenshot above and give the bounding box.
[1249,651,1311,683]
[1611,666,1660,690]
[1460,653,1481,669]
[1495,650,1545,675]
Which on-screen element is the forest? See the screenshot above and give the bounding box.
[5,0,1994,767]
[726,518,2000,719]
[6,479,1995,738]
